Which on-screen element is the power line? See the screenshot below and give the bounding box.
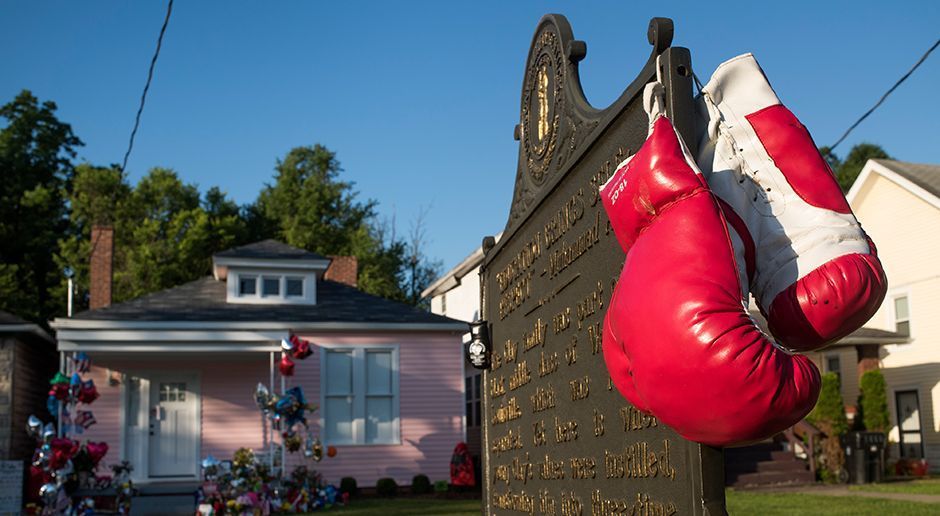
[828,37,939,152]
[121,0,174,172]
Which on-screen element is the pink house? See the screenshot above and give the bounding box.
[50,239,466,489]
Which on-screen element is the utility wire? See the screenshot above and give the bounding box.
[828,37,940,152]
[121,0,174,172]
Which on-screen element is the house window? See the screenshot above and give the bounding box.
[286,277,304,297]
[894,296,910,336]
[465,372,481,427]
[322,347,399,445]
[896,390,924,458]
[238,275,257,296]
[262,277,280,297]
[825,355,841,382]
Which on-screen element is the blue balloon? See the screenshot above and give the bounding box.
[46,396,59,416]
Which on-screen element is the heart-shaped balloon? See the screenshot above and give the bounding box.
[49,438,79,470]
[77,380,99,404]
[85,442,109,466]
[292,338,313,360]
[279,355,295,376]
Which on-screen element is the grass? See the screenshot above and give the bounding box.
[328,497,481,515]
[317,488,940,515]
[725,489,938,515]
[849,477,940,495]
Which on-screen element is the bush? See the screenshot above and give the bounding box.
[859,369,889,432]
[376,477,398,497]
[434,480,449,493]
[411,474,431,495]
[807,372,849,482]
[339,476,358,497]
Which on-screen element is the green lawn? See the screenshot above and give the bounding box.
[849,477,940,495]
[320,490,939,515]
[329,498,481,516]
[726,490,937,515]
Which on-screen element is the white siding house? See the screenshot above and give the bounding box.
[847,159,940,468]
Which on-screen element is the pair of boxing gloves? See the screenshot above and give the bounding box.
[600,54,887,447]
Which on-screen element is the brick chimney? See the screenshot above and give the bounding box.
[89,226,114,309]
[325,256,358,287]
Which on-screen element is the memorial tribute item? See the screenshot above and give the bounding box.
[695,54,887,351]
[599,84,821,446]
[480,15,725,515]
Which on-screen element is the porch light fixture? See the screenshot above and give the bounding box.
[465,320,491,370]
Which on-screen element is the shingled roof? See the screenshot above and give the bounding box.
[213,239,328,261]
[0,310,29,325]
[873,159,940,200]
[748,310,908,346]
[70,276,461,326]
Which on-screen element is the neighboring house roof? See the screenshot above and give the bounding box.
[848,159,940,210]
[0,310,28,325]
[66,277,463,328]
[872,159,940,200]
[422,232,502,299]
[213,239,328,261]
[0,310,54,343]
[748,310,909,347]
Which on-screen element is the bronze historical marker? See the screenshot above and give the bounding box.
[479,16,727,515]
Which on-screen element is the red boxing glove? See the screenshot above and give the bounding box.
[600,115,820,447]
[696,54,887,351]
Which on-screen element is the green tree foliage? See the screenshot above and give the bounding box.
[0,90,82,323]
[57,166,248,309]
[821,143,891,193]
[808,372,849,481]
[253,144,435,302]
[859,369,890,433]
[3,87,439,317]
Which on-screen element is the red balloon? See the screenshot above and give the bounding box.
[326,445,337,458]
[279,355,295,376]
[85,441,109,466]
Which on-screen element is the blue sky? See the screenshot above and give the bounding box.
[2,1,938,273]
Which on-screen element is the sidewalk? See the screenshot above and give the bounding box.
[740,483,940,504]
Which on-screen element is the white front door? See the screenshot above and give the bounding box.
[148,373,199,478]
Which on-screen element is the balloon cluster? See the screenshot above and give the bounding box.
[254,384,331,461]
[197,450,347,515]
[25,415,110,514]
[278,335,313,377]
[48,353,99,436]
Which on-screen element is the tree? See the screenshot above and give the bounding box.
[0,90,82,323]
[808,372,849,482]
[821,143,891,193]
[57,166,249,309]
[402,207,442,308]
[253,144,418,302]
[859,369,889,433]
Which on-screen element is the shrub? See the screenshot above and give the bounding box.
[339,476,358,497]
[376,477,398,497]
[434,480,449,493]
[807,372,849,481]
[411,474,431,495]
[859,369,889,432]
